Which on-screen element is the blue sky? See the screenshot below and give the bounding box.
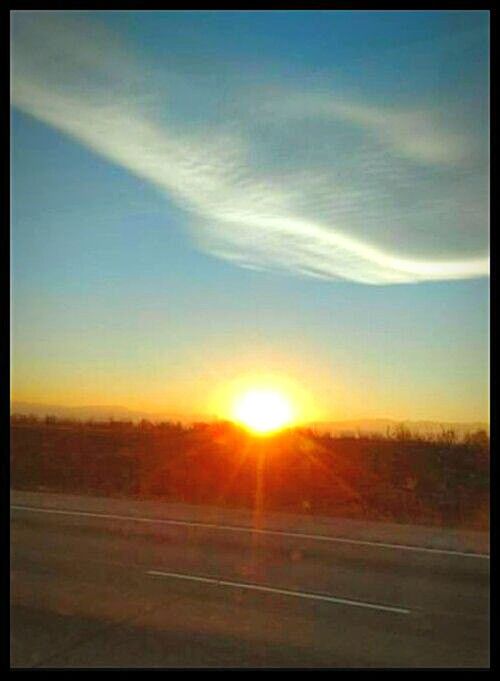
[11,11,489,421]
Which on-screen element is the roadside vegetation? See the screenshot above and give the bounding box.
[11,415,489,530]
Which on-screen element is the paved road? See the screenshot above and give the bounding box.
[10,492,490,668]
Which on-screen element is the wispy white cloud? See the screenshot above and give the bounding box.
[11,12,489,285]
[259,91,473,166]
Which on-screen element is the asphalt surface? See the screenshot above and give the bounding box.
[10,492,490,668]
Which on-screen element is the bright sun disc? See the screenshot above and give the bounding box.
[232,389,294,434]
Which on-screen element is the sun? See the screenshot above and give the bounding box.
[231,388,294,435]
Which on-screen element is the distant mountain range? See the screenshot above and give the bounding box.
[11,401,488,437]
[10,401,210,424]
[307,418,489,438]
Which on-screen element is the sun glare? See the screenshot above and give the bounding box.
[231,388,294,435]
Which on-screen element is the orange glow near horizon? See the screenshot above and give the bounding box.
[210,373,319,434]
[231,388,295,435]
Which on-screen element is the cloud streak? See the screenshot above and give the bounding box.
[260,92,474,166]
[11,12,489,285]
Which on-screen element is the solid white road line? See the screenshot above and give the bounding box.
[11,504,490,559]
[146,569,411,614]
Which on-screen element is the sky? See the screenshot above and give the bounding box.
[11,10,489,423]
